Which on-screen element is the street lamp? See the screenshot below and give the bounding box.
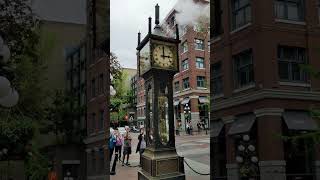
[184,104,191,134]
[64,171,73,180]
[235,134,259,178]
[0,35,19,108]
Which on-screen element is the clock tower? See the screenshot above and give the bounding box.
[137,4,185,180]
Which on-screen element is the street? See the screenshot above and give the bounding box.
[110,132,210,180]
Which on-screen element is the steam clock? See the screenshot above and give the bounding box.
[137,4,185,180]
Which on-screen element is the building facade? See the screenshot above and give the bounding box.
[31,0,87,179]
[130,74,138,126]
[84,0,109,179]
[136,77,146,128]
[162,0,210,132]
[210,0,320,179]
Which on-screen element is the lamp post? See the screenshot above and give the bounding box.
[235,134,259,179]
[0,35,19,108]
[184,104,191,134]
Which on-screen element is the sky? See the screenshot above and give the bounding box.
[111,0,178,69]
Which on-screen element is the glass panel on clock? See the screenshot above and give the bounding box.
[140,42,150,74]
[147,85,154,145]
[158,83,169,145]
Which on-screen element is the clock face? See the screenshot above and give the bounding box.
[153,45,174,68]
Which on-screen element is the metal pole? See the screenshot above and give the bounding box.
[110,152,118,175]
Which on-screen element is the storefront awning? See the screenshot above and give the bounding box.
[228,114,256,135]
[211,121,224,138]
[199,96,209,104]
[181,98,190,105]
[174,100,180,106]
[283,111,318,131]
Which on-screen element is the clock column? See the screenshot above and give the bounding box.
[137,4,185,180]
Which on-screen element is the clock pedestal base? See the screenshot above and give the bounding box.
[138,148,185,180]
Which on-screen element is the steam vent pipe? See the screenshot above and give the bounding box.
[148,17,152,34]
[138,31,141,45]
[155,4,160,25]
[176,24,179,40]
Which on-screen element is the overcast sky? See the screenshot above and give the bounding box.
[111,0,178,69]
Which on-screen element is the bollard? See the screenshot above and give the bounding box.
[110,152,118,175]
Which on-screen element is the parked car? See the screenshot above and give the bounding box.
[117,127,126,135]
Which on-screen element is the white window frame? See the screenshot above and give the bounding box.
[194,39,205,50]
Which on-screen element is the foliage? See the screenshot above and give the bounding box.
[0,0,54,177]
[25,146,50,180]
[0,113,36,156]
[110,52,122,80]
[45,90,85,144]
[281,65,320,144]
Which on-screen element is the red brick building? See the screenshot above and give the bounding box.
[83,0,109,179]
[211,0,320,179]
[163,0,210,132]
[136,77,146,128]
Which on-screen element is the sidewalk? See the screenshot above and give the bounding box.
[110,133,210,180]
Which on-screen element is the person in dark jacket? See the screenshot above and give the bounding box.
[136,127,146,166]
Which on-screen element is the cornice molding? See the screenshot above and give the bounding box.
[254,108,284,117]
[212,89,320,111]
[222,116,235,124]
[83,133,105,145]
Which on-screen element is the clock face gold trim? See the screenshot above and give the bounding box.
[153,45,174,68]
[151,40,178,71]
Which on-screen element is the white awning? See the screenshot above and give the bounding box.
[174,100,180,106]
[199,96,209,104]
[181,98,190,105]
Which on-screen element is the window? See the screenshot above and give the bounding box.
[212,62,223,95]
[208,41,211,51]
[231,0,252,30]
[181,25,188,36]
[278,46,307,82]
[194,39,205,50]
[182,59,189,70]
[318,0,320,22]
[170,16,176,26]
[174,81,180,92]
[197,76,206,88]
[233,49,254,88]
[196,57,205,69]
[182,41,188,53]
[183,78,190,89]
[99,110,104,130]
[193,23,202,32]
[92,113,96,132]
[91,78,96,97]
[98,74,103,94]
[275,0,304,21]
[213,0,224,37]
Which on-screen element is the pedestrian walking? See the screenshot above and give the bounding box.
[109,130,116,161]
[197,121,201,133]
[136,127,146,166]
[186,123,190,135]
[122,126,132,166]
[190,123,193,135]
[114,129,123,161]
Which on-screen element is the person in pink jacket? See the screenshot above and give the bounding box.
[114,129,123,161]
